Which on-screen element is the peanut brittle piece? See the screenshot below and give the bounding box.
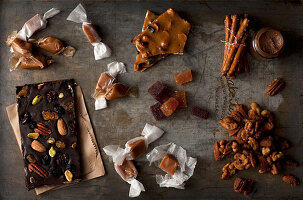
[132,8,191,58]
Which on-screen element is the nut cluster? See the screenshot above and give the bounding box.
[214,102,299,185]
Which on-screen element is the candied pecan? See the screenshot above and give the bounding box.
[213,141,222,161]
[261,110,274,122]
[248,109,263,121]
[249,152,257,168]
[220,117,238,130]
[254,131,264,140]
[234,177,255,195]
[238,128,250,143]
[271,152,284,162]
[261,147,271,156]
[260,137,273,147]
[229,127,241,137]
[271,163,279,175]
[235,104,248,118]
[233,150,251,170]
[282,175,300,186]
[230,111,243,123]
[258,155,271,174]
[222,162,237,179]
[250,102,261,115]
[261,121,274,132]
[248,137,258,151]
[266,77,286,96]
[244,119,255,136]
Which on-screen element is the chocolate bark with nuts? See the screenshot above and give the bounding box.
[16,79,81,190]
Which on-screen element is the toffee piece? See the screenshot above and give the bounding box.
[16,79,81,190]
[105,83,128,100]
[127,139,147,160]
[132,8,191,58]
[115,159,138,180]
[159,154,179,175]
[36,36,64,54]
[82,23,101,44]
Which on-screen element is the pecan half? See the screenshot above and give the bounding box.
[234,177,254,195]
[34,122,51,136]
[220,117,238,130]
[282,175,300,186]
[258,155,271,173]
[230,111,243,123]
[266,77,286,96]
[222,162,237,180]
[213,141,222,161]
[235,104,248,118]
[28,163,48,177]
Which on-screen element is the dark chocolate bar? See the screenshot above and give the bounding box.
[16,79,81,190]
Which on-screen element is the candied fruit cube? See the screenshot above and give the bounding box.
[148,81,171,103]
[174,69,193,85]
[191,106,209,119]
[174,90,187,109]
[161,97,179,117]
[150,102,166,121]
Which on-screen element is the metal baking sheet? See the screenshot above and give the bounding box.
[0,0,302,199]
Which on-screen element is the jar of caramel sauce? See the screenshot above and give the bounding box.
[251,28,284,59]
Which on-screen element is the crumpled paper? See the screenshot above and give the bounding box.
[18,8,60,41]
[146,143,197,189]
[103,123,164,197]
[6,86,105,195]
[94,61,126,110]
[67,3,111,60]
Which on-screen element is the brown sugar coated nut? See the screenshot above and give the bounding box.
[234,177,254,195]
[159,154,179,175]
[115,159,138,180]
[282,175,300,186]
[82,23,101,44]
[37,36,65,54]
[266,77,285,96]
[127,139,146,159]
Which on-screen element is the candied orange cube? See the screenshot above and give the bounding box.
[174,69,193,85]
[160,97,179,117]
[174,91,187,109]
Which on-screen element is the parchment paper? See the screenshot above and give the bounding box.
[6,86,105,195]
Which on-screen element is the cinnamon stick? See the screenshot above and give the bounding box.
[221,14,238,75]
[223,15,231,61]
[221,18,249,75]
[227,32,248,77]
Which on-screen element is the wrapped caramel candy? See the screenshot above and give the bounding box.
[146,143,197,189]
[103,123,164,197]
[29,36,76,57]
[11,38,33,57]
[67,4,111,60]
[19,52,52,69]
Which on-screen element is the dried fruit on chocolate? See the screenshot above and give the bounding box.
[56,153,70,167]
[65,170,73,182]
[42,111,59,120]
[234,177,254,195]
[220,117,238,130]
[46,90,58,103]
[174,69,193,85]
[148,81,171,103]
[62,101,74,111]
[56,141,66,149]
[21,112,31,124]
[27,132,39,140]
[49,146,56,158]
[57,118,67,136]
[17,85,30,98]
[49,166,63,177]
[34,122,51,136]
[42,155,51,166]
[29,177,35,183]
[266,77,285,96]
[31,140,46,152]
[26,155,36,163]
[47,137,55,144]
[28,121,37,129]
[32,95,43,105]
[282,175,300,186]
[71,142,77,149]
[160,97,179,117]
[54,105,65,114]
[150,102,166,121]
[28,163,48,178]
[191,106,210,119]
[59,93,64,98]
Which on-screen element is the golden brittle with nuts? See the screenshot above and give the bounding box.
[214,102,300,192]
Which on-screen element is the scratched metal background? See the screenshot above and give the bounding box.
[1,0,303,199]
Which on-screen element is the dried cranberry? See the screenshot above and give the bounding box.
[49,166,63,177]
[54,105,65,114]
[21,112,31,124]
[56,153,69,167]
[42,155,51,166]
[46,90,58,103]
[68,121,76,134]
[28,121,37,129]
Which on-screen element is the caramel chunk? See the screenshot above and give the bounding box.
[11,38,32,57]
[150,102,166,121]
[82,23,101,44]
[174,69,193,85]
[160,97,179,117]
[19,52,48,69]
[159,154,179,175]
[132,8,191,58]
[37,36,64,54]
[105,83,128,100]
[96,73,115,90]
[148,81,171,103]
[174,91,187,109]
[115,159,138,180]
[127,139,146,159]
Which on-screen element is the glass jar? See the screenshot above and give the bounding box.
[251,27,284,59]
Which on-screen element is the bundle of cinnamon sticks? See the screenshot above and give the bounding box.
[221,14,250,78]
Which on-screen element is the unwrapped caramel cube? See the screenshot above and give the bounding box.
[174,69,193,85]
[127,139,146,159]
[174,90,187,109]
[115,159,138,180]
[159,154,179,175]
[160,97,179,117]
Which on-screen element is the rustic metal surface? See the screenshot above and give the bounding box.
[1,0,303,199]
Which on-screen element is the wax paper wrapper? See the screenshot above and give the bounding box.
[146,143,197,189]
[6,86,105,195]
[67,3,111,60]
[17,8,60,41]
[94,61,126,110]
